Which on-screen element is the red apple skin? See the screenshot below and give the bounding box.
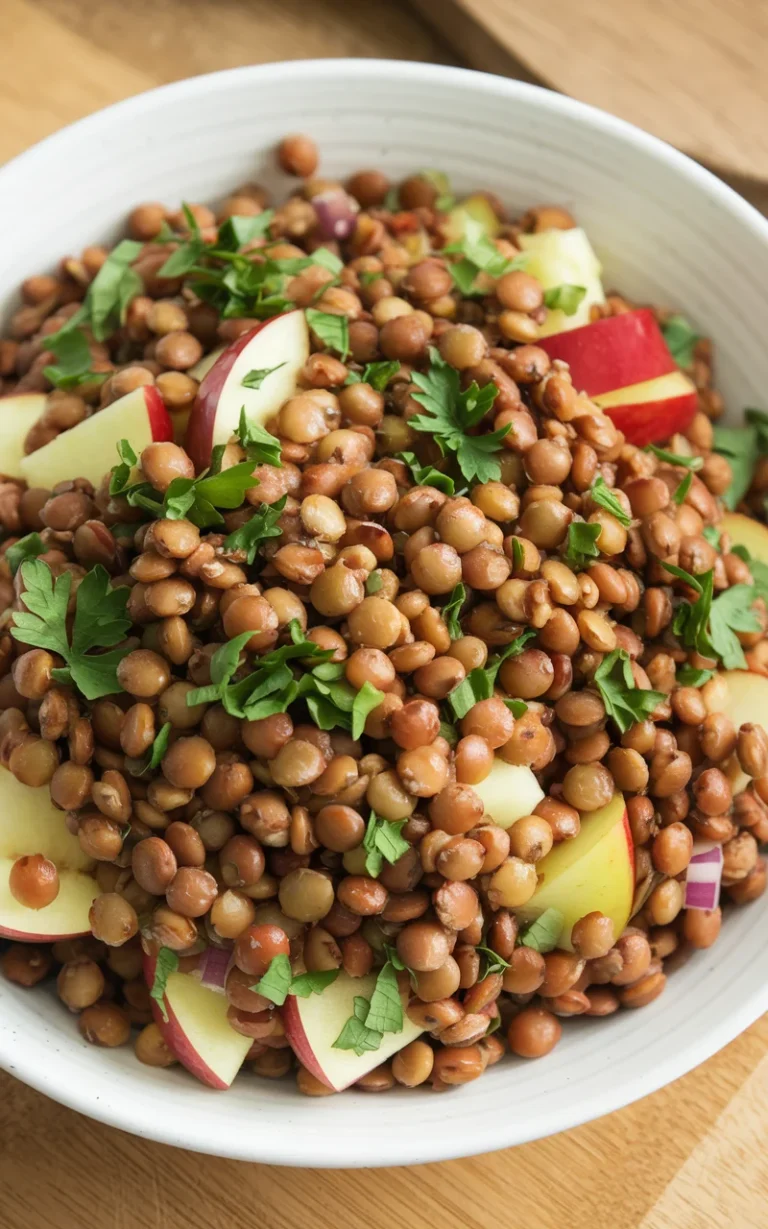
[143,953,228,1091]
[599,389,698,447]
[0,922,90,942]
[281,995,336,1090]
[145,386,174,442]
[538,309,676,397]
[185,322,269,473]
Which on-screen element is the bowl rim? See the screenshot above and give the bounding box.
[3,57,768,1166]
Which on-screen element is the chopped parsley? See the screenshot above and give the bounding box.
[396,451,455,495]
[562,521,601,569]
[441,581,466,640]
[665,562,761,670]
[447,629,537,720]
[43,327,107,391]
[443,216,525,297]
[590,476,632,527]
[543,284,586,315]
[362,811,411,878]
[333,960,404,1057]
[241,363,287,391]
[305,309,349,359]
[593,649,667,734]
[409,347,509,485]
[345,360,401,391]
[517,909,564,953]
[661,314,700,368]
[149,947,179,1023]
[223,494,286,564]
[5,532,45,576]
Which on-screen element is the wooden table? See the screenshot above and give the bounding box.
[2,4,767,1226]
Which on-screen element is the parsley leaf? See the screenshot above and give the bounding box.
[676,665,714,687]
[730,544,768,606]
[5,532,45,576]
[345,360,401,391]
[543,284,586,315]
[305,309,349,359]
[518,909,564,953]
[351,680,385,740]
[396,451,455,495]
[475,943,510,978]
[562,521,601,569]
[109,439,139,497]
[444,217,525,297]
[364,961,403,1035]
[365,571,383,595]
[439,719,458,746]
[12,560,131,700]
[250,953,293,1007]
[241,363,287,391]
[702,526,721,549]
[447,629,537,720]
[673,471,694,505]
[223,494,286,564]
[289,969,340,998]
[158,460,259,530]
[510,536,526,572]
[235,408,283,467]
[149,947,179,1023]
[441,582,466,640]
[42,327,106,391]
[51,239,144,344]
[133,721,172,777]
[362,811,411,878]
[419,169,455,212]
[665,563,760,669]
[216,212,275,252]
[645,443,704,471]
[661,314,700,368]
[410,347,509,485]
[711,411,768,510]
[594,649,667,734]
[590,476,631,527]
[332,995,383,1057]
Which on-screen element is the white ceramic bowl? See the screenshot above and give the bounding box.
[2,59,768,1168]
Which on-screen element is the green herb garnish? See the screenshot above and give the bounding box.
[345,360,401,391]
[645,443,704,471]
[250,953,293,1006]
[447,629,537,720]
[665,562,761,670]
[42,327,107,390]
[362,811,411,879]
[543,284,586,315]
[332,961,404,1057]
[661,314,700,368]
[593,649,667,734]
[441,582,466,640]
[562,521,601,569]
[305,309,349,359]
[289,969,340,998]
[50,240,143,344]
[517,909,564,953]
[5,532,45,576]
[673,471,694,505]
[590,476,632,527]
[409,347,508,485]
[443,217,525,297]
[676,665,714,687]
[241,363,287,391]
[12,560,131,700]
[223,494,286,564]
[235,408,283,467]
[396,451,455,495]
[150,947,179,1023]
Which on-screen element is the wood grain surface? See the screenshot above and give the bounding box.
[411,0,768,182]
[1,3,767,1226]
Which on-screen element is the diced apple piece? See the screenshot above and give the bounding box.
[515,792,634,951]
[720,669,768,797]
[185,309,309,472]
[144,953,251,1089]
[283,969,423,1091]
[518,228,605,336]
[472,760,545,830]
[593,370,698,446]
[721,512,768,564]
[19,385,172,490]
[0,394,47,479]
[444,193,501,244]
[537,309,676,397]
[0,767,97,941]
[188,347,224,384]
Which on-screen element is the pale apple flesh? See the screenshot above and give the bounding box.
[19,385,172,490]
[444,193,501,244]
[143,953,252,1089]
[517,228,605,336]
[721,512,768,562]
[537,308,676,396]
[0,767,97,941]
[515,792,634,951]
[471,759,545,829]
[593,370,698,446]
[184,309,309,472]
[0,394,47,479]
[282,970,423,1091]
[720,670,768,797]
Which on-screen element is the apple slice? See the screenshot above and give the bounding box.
[444,193,501,245]
[144,953,251,1089]
[515,792,634,950]
[0,394,47,479]
[721,512,768,563]
[283,969,423,1091]
[537,309,676,397]
[185,309,309,472]
[188,347,224,385]
[471,759,545,829]
[0,767,97,941]
[592,369,698,446]
[720,669,768,797]
[19,385,172,490]
[517,228,605,336]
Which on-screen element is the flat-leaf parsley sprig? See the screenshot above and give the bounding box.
[409,347,509,485]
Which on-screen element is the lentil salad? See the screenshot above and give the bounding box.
[1,132,767,1095]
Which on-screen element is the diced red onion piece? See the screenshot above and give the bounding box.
[196,945,233,994]
[313,190,359,241]
[684,841,724,912]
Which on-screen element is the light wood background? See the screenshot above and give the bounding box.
[2,3,768,1226]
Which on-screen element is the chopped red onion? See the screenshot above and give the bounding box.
[195,945,233,994]
[684,841,724,912]
[313,190,359,241]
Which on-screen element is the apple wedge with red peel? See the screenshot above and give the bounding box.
[143,953,251,1089]
[472,759,545,830]
[593,370,698,446]
[515,793,633,951]
[0,394,47,479]
[721,512,768,564]
[283,970,423,1091]
[185,309,309,471]
[0,767,98,941]
[19,385,172,490]
[538,309,676,397]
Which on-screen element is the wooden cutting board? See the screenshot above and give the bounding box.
[410,0,768,183]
